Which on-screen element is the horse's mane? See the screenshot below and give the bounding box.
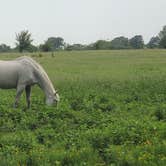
[16,56,56,93]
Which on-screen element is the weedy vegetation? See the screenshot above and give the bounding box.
[0,50,166,165]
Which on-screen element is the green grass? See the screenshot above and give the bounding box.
[0,50,166,165]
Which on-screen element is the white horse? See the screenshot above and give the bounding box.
[0,56,60,108]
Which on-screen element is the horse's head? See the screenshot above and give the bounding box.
[46,90,60,106]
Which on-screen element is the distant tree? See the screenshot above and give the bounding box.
[66,44,87,51]
[39,42,51,52]
[159,25,166,48]
[111,36,130,49]
[0,44,11,52]
[85,43,96,50]
[147,36,160,48]
[93,40,111,50]
[16,30,33,52]
[129,35,144,49]
[159,36,166,48]
[159,25,166,39]
[27,44,38,52]
[45,37,65,51]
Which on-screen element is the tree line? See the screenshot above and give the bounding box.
[1,25,166,53]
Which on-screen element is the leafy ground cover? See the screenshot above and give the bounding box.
[0,50,166,165]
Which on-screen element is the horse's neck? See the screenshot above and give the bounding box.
[36,70,54,98]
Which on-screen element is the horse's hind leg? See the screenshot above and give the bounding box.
[25,85,31,109]
[14,85,25,108]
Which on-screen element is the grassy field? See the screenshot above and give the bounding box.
[0,50,166,165]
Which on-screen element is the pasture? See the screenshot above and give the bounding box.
[0,50,166,165]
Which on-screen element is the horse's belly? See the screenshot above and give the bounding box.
[0,82,17,89]
[0,70,18,89]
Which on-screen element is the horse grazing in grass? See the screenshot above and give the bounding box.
[0,56,60,108]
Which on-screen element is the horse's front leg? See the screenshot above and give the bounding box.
[25,85,31,109]
[14,85,25,108]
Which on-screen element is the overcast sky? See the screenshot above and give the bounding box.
[0,0,166,46]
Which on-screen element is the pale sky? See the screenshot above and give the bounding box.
[0,0,166,47]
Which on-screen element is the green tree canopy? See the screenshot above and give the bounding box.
[45,37,65,51]
[159,36,166,48]
[129,35,144,49]
[93,40,111,50]
[159,25,166,39]
[66,44,86,51]
[0,44,11,52]
[111,36,129,49]
[147,36,160,48]
[39,43,52,52]
[15,30,33,52]
[159,25,166,48]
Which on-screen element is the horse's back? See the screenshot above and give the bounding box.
[0,59,36,89]
[15,57,38,85]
